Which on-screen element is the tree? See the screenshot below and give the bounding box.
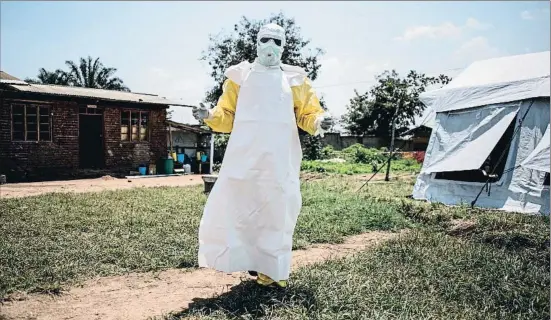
[202,12,326,161]
[25,68,70,85]
[201,12,324,105]
[342,70,451,137]
[26,56,130,92]
[64,56,130,91]
[301,97,328,160]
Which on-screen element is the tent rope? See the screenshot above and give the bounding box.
[356,127,418,192]
[470,99,535,208]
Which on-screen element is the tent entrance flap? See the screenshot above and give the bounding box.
[521,124,550,173]
[423,107,519,174]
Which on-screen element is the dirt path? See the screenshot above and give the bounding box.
[1,231,401,320]
[0,175,204,199]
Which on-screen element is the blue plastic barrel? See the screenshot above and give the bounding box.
[177,153,185,163]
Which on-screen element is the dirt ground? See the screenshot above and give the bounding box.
[0,175,205,199]
[1,231,402,320]
[0,173,416,199]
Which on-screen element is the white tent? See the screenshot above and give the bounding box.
[413,51,550,215]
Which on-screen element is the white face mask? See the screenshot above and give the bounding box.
[256,23,286,67]
[257,38,283,66]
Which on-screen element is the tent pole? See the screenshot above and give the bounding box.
[357,125,415,193]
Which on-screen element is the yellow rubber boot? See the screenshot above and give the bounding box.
[257,273,287,288]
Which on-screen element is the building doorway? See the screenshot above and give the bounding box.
[79,106,104,169]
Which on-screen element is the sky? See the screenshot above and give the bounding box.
[1,1,550,128]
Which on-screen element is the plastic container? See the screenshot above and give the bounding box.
[201,154,208,162]
[138,166,147,175]
[156,158,174,174]
[177,153,185,163]
[183,164,191,174]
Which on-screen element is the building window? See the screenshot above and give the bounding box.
[435,115,517,183]
[121,110,149,142]
[11,104,51,141]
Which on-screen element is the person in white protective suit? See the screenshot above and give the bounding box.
[192,23,333,288]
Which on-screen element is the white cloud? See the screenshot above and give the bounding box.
[520,8,549,20]
[312,56,388,125]
[394,22,462,41]
[395,17,493,41]
[520,10,534,20]
[465,18,492,30]
[454,36,503,63]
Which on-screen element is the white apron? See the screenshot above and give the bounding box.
[198,62,303,281]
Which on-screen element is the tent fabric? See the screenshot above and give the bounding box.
[414,99,550,215]
[507,99,550,196]
[422,104,519,174]
[420,51,550,113]
[521,125,550,172]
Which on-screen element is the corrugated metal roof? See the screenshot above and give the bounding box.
[0,71,21,81]
[167,119,211,134]
[3,82,194,107]
[0,79,28,85]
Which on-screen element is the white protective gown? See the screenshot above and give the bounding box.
[198,61,304,281]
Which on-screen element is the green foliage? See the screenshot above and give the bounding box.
[301,144,421,174]
[342,70,451,136]
[24,68,71,85]
[201,12,324,105]
[213,133,230,163]
[320,145,336,160]
[301,159,421,175]
[25,56,129,91]
[341,143,386,165]
[301,135,323,161]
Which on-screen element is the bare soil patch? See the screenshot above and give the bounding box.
[0,175,204,199]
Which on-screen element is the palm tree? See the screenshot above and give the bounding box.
[25,68,70,85]
[64,56,130,92]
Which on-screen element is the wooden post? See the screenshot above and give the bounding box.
[210,133,214,174]
[168,123,174,156]
[385,99,400,182]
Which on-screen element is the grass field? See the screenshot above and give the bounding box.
[168,179,550,320]
[1,175,549,319]
[0,176,409,298]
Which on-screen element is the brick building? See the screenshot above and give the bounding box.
[0,72,190,182]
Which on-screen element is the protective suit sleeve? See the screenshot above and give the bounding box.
[204,79,240,133]
[292,78,326,135]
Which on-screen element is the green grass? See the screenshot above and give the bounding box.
[2,175,549,320]
[0,179,409,298]
[161,177,550,320]
[171,229,549,320]
[301,159,421,175]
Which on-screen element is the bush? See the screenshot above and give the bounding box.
[302,135,324,161]
[342,144,387,166]
[320,145,336,160]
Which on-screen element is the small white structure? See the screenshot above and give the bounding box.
[413,51,550,214]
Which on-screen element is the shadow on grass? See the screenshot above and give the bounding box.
[167,280,316,319]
